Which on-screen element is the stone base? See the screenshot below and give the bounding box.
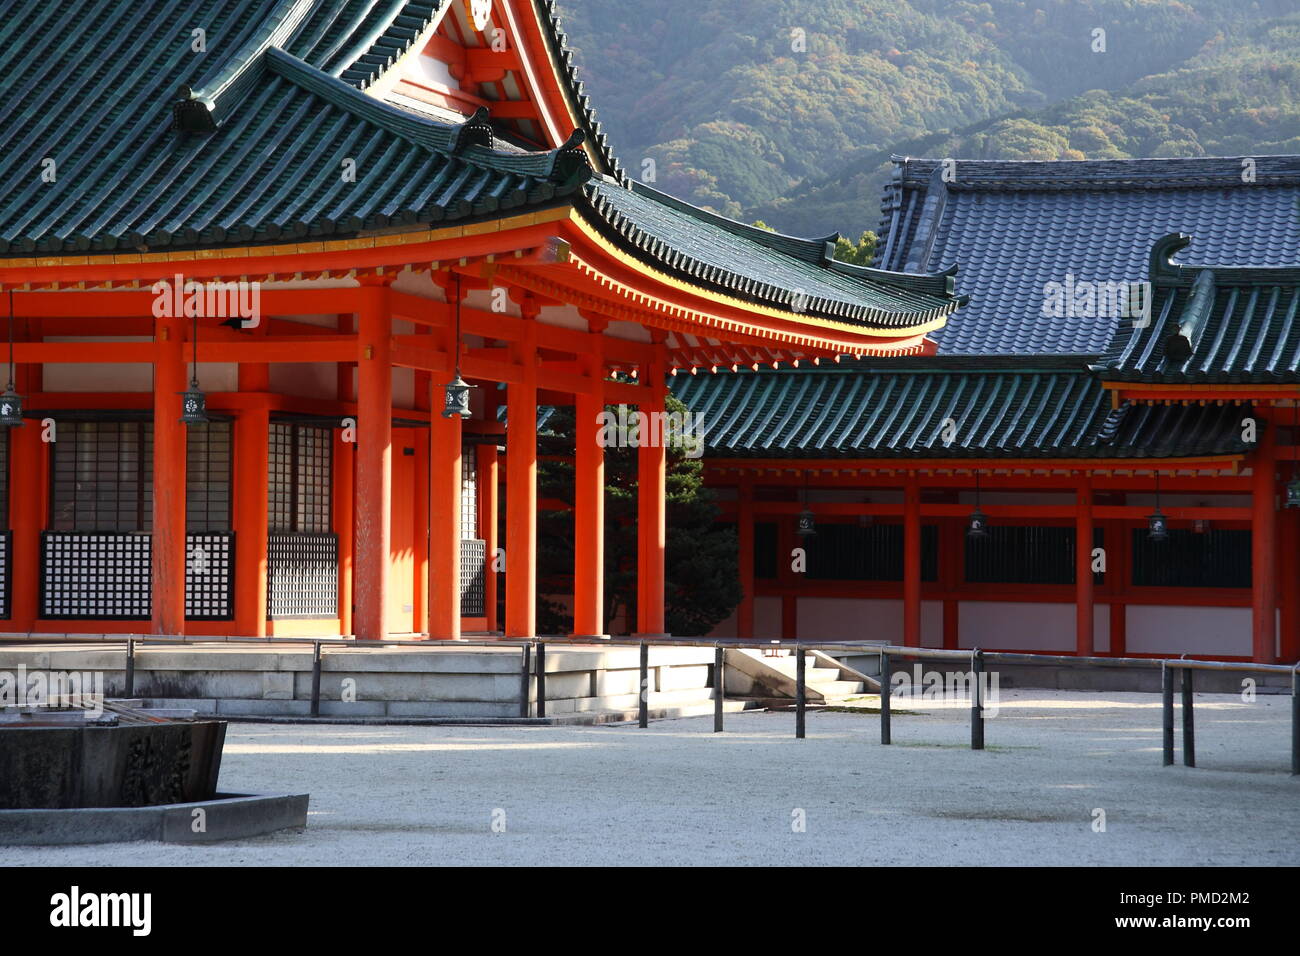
[0,792,309,845]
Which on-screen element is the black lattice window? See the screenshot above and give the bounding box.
[807,523,939,582]
[461,444,478,538]
[50,422,152,532]
[754,521,777,579]
[269,423,332,534]
[1131,528,1252,588]
[50,421,230,533]
[40,531,234,620]
[186,532,234,620]
[268,532,339,618]
[966,526,1105,585]
[41,532,152,619]
[186,424,232,532]
[461,538,486,616]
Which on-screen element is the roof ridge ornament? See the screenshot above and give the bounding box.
[171,0,317,134]
[1149,232,1193,284]
[545,128,591,186]
[449,107,494,154]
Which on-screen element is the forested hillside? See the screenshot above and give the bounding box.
[555,0,1300,235]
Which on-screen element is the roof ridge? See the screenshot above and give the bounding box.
[626,180,837,263]
[173,0,319,132]
[889,154,1300,190]
[265,47,590,185]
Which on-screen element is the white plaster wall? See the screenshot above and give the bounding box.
[958,601,1079,652]
[1125,605,1252,657]
[795,597,941,646]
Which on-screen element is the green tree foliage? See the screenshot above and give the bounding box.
[834,231,878,265]
[557,0,1300,235]
[535,392,740,636]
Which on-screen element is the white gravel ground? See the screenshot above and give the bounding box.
[3,689,1297,866]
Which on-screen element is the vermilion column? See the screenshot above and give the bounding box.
[429,385,462,640]
[505,302,539,638]
[636,348,667,636]
[152,311,188,635]
[1280,503,1299,663]
[1075,480,1095,657]
[354,281,392,640]
[333,429,354,636]
[573,321,606,638]
[1251,427,1278,663]
[737,478,755,639]
[233,404,269,637]
[480,443,500,632]
[902,477,921,646]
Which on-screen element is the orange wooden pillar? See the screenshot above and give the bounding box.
[636,348,667,636]
[151,311,188,636]
[1251,429,1278,663]
[480,443,500,633]
[413,326,432,632]
[902,477,921,646]
[736,478,755,639]
[428,389,462,640]
[505,302,539,638]
[1280,503,1300,663]
[334,428,354,636]
[572,321,606,638]
[233,403,269,637]
[413,430,429,630]
[354,281,392,640]
[1075,480,1095,657]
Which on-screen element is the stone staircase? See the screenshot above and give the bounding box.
[724,648,877,702]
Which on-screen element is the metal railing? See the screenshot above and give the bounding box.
[2,633,1296,773]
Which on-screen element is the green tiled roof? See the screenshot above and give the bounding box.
[584,181,961,329]
[1097,235,1300,383]
[671,363,1251,459]
[0,0,590,256]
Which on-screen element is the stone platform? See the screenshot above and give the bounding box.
[0,642,737,721]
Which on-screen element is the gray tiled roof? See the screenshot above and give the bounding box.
[874,156,1300,355]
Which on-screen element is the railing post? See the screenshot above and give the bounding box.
[1292,664,1299,776]
[970,648,985,751]
[638,641,649,728]
[519,643,532,718]
[1162,661,1175,766]
[124,638,135,698]
[1181,666,1195,768]
[536,641,547,719]
[795,644,806,739]
[880,650,891,745]
[713,645,724,733]
[310,641,322,718]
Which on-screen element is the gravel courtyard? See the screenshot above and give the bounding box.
[4,689,1297,867]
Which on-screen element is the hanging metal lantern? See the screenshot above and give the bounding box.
[0,385,23,427]
[1286,477,1300,509]
[179,385,208,424]
[441,373,476,419]
[796,508,816,537]
[967,508,989,538]
[1148,508,1169,542]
